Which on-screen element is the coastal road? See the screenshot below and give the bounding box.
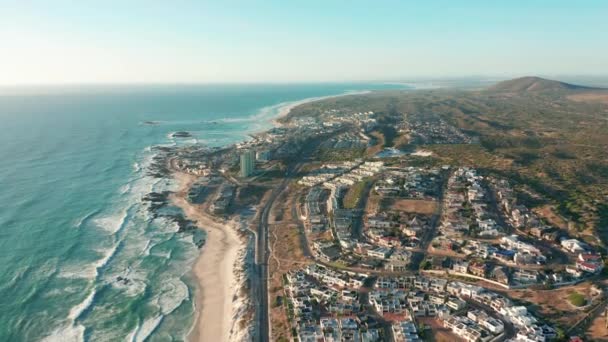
[254,163,301,342]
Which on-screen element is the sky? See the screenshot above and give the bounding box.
[0,0,607,84]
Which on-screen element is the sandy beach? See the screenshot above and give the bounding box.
[170,172,245,342]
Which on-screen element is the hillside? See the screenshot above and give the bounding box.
[488,76,597,93]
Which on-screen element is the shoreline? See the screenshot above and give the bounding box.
[172,89,376,342]
[170,172,245,342]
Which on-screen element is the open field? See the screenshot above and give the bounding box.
[507,282,603,328]
[387,198,437,214]
[568,92,608,104]
[533,205,569,230]
[585,306,608,341]
[268,187,311,342]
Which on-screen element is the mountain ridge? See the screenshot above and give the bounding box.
[487,76,600,93]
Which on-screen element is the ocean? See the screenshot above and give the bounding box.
[0,83,408,341]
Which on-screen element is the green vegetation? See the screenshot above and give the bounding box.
[568,292,586,307]
[342,179,371,209]
[273,295,283,307]
[419,260,431,270]
[318,147,365,161]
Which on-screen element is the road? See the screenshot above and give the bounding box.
[410,171,449,271]
[254,163,301,342]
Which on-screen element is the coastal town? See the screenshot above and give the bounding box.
[6,3,608,342]
[162,80,608,342]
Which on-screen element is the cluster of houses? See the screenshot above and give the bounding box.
[365,213,428,248]
[299,166,364,261]
[488,178,549,232]
[441,168,503,237]
[448,258,543,286]
[303,187,329,232]
[383,249,413,272]
[298,161,383,189]
[304,264,366,288]
[173,156,211,176]
[312,241,342,263]
[499,235,546,266]
[575,252,604,274]
[441,315,494,342]
[301,163,386,266]
[428,234,602,287]
[319,131,370,150]
[253,114,351,160]
[392,320,422,341]
[285,265,388,342]
[315,110,378,132]
[490,178,604,274]
[371,276,555,341]
[306,187,360,263]
[408,117,472,145]
[171,145,234,176]
[328,184,361,250]
[298,162,357,187]
[442,281,555,341]
[371,277,452,318]
[373,167,444,199]
[324,161,383,189]
[287,267,527,342]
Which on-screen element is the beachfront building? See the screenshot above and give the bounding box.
[240,150,255,177]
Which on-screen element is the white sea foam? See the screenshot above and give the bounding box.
[157,278,189,315]
[40,323,85,342]
[119,183,131,195]
[44,142,190,341]
[178,234,195,244]
[43,286,79,298]
[94,243,121,277]
[72,209,100,229]
[133,315,164,342]
[68,288,96,320]
[141,239,152,256]
[58,239,121,280]
[57,265,96,279]
[93,208,129,234]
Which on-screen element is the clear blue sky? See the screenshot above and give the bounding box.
[1,0,606,84]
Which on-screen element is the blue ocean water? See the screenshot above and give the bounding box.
[0,83,407,341]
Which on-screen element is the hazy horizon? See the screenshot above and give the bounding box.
[1,1,607,85]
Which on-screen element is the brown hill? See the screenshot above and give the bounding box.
[487,76,598,93]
